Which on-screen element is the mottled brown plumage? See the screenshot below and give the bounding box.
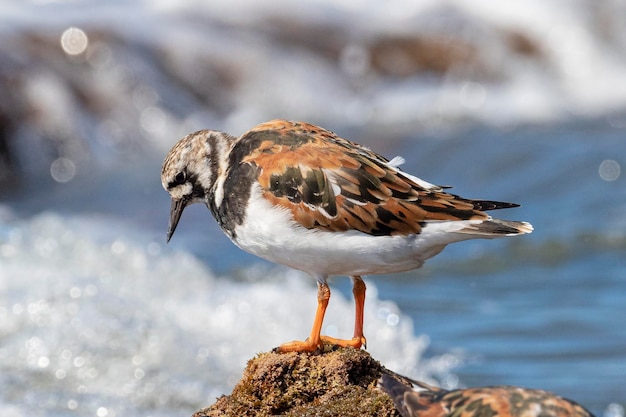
[240,120,525,237]
[378,370,595,417]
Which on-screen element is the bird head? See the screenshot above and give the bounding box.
[161,129,235,242]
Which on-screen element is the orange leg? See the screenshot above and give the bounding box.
[275,277,367,353]
[321,275,367,349]
[274,281,330,353]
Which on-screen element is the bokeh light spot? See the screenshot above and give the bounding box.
[61,27,89,56]
[386,313,399,326]
[605,403,625,417]
[598,159,620,181]
[37,356,50,368]
[50,158,76,183]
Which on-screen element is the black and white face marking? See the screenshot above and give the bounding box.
[161,129,238,242]
[164,169,195,242]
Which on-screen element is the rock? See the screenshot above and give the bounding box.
[194,347,399,417]
[195,347,596,417]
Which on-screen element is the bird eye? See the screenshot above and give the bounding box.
[174,171,186,185]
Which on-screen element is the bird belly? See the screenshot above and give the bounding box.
[230,188,456,277]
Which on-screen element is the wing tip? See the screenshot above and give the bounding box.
[473,200,521,211]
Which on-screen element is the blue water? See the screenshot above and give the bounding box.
[1,1,626,416]
[378,123,626,413]
[310,122,625,415]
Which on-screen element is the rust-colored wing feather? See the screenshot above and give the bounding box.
[237,120,514,237]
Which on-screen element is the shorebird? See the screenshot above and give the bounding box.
[161,119,532,352]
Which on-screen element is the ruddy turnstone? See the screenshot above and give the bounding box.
[161,119,532,353]
[378,370,594,417]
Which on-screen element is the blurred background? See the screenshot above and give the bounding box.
[1,1,625,416]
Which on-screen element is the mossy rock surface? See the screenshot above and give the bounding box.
[194,347,399,417]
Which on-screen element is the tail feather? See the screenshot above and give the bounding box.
[459,218,533,237]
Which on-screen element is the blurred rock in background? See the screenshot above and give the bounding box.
[2,0,626,192]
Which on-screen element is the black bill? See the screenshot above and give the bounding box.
[167,197,188,242]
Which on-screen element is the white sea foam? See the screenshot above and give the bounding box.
[0,211,450,416]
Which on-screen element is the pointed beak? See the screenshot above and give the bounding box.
[167,197,188,242]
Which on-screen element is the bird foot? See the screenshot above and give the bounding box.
[321,335,366,350]
[273,338,322,353]
[272,335,366,353]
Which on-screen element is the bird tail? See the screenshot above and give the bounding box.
[458,218,533,237]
